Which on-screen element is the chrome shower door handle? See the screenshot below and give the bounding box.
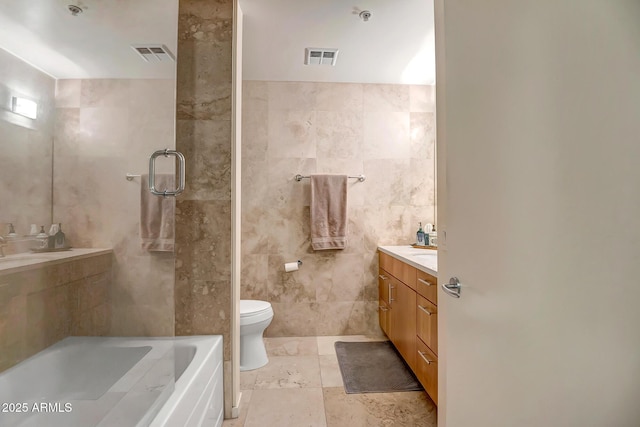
[442,277,461,298]
[149,149,186,197]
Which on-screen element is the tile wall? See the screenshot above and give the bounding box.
[0,48,55,237]
[241,81,436,337]
[174,0,234,415]
[53,78,176,336]
[0,253,112,371]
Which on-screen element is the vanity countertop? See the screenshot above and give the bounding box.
[378,245,437,277]
[0,248,112,276]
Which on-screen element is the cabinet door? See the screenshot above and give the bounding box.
[389,277,417,369]
[417,295,438,355]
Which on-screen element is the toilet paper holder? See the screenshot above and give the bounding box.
[284,260,303,272]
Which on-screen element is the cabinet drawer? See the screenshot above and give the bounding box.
[416,295,438,355]
[416,338,438,405]
[416,270,437,304]
[379,252,417,290]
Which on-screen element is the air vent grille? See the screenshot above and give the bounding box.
[131,44,175,62]
[304,48,339,66]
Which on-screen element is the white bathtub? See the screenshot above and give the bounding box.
[0,336,223,427]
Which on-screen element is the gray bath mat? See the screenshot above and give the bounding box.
[334,341,423,394]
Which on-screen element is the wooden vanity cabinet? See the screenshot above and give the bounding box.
[378,250,439,405]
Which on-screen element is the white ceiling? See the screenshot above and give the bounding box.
[240,0,435,85]
[0,0,178,79]
[0,0,435,84]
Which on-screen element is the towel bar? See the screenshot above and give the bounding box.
[294,174,365,182]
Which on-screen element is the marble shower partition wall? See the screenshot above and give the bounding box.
[241,81,436,337]
[174,0,233,359]
[0,49,55,237]
[52,78,176,336]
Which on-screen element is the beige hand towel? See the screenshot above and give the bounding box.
[140,174,175,252]
[310,174,347,250]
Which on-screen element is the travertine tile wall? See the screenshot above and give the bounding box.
[241,81,436,337]
[174,0,234,415]
[0,49,55,236]
[174,0,233,355]
[0,253,112,371]
[53,79,176,336]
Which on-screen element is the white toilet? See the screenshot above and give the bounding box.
[239,299,274,371]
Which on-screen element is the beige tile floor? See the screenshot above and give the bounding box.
[223,336,437,427]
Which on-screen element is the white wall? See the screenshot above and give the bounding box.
[438,1,640,426]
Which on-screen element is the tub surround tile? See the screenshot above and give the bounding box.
[323,387,437,427]
[0,253,112,372]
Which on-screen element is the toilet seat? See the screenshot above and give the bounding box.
[240,300,273,325]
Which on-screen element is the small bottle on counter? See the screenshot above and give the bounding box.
[416,222,425,245]
[54,223,67,249]
[428,224,437,247]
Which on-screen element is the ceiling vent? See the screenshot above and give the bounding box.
[304,48,339,66]
[131,45,175,62]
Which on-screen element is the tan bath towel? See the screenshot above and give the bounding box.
[140,174,175,252]
[310,174,347,250]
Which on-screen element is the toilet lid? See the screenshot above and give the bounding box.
[240,300,271,316]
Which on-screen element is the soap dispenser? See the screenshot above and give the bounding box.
[416,222,425,246]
